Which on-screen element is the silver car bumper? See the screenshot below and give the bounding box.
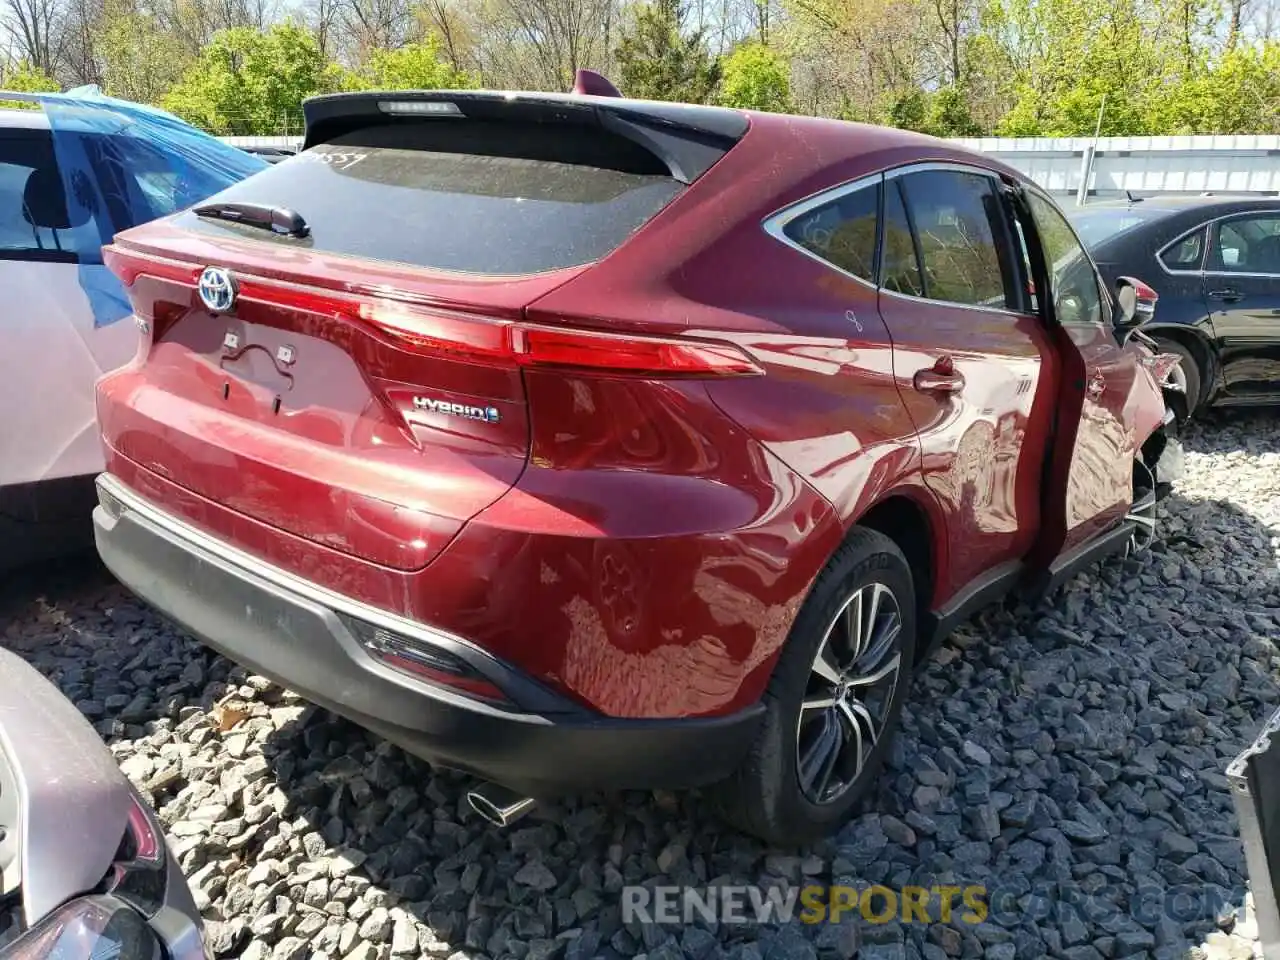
[0,648,206,958]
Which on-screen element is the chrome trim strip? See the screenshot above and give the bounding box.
[882,159,1005,182]
[1204,269,1280,279]
[95,473,507,674]
[879,285,1033,318]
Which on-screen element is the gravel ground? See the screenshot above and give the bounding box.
[2,410,1278,960]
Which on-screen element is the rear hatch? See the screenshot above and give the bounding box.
[100,92,747,570]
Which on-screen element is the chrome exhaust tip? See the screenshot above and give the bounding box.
[467,783,536,827]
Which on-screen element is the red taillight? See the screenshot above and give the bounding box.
[359,301,513,362]
[104,247,200,287]
[106,245,763,379]
[513,324,760,376]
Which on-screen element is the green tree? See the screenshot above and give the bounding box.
[1151,43,1280,134]
[981,0,1182,136]
[162,24,336,135]
[718,41,790,111]
[886,89,928,131]
[0,62,59,108]
[341,37,475,90]
[884,86,981,137]
[924,86,982,136]
[98,0,192,104]
[614,0,720,103]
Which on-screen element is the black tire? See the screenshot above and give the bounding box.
[1153,337,1203,417]
[710,527,917,846]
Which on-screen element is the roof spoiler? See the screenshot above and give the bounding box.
[572,69,622,97]
[301,90,748,184]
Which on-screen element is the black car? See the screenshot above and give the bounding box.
[1068,196,1280,415]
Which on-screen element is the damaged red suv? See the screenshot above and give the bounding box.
[94,87,1183,843]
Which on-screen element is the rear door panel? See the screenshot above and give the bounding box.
[877,167,1056,597]
[1202,213,1280,401]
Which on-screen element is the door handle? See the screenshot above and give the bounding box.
[1208,288,1244,302]
[913,368,965,393]
[1086,371,1106,399]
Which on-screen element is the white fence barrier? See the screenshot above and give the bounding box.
[219,132,1280,202]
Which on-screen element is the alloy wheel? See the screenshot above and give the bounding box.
[1164,358,1189,396]
[1125,460,1158,557]
[796,582,904,805]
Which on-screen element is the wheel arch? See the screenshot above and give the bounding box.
[850,491,940,626]
[1146,324,1215,406]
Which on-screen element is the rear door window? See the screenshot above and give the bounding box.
[0,134,102,262]
[881,180,923,297]
[1210,215,1280,274]
[896,169,1018,309]
[175,123,689,276]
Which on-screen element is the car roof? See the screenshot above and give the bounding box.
[0,108,50,130]
[1076,195,1280,216]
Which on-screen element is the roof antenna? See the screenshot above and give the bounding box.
[1125,190,1142,204]
[572,69,622,97]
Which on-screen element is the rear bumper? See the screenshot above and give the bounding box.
[93,474,762,796]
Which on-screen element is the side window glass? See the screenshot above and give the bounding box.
[1210,216,1280,273]
[1160,230,1204,270]
[782,181,879,283]
[898,169,1015,308]
[1026,191,1103,326]
[0,135,96,262]
[881,180,923,297]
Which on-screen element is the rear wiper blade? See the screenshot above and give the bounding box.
[193,201,310,238]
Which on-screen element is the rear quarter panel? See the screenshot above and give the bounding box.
[528,117,978,611]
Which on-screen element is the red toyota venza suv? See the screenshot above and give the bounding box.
[93,87,1182,843]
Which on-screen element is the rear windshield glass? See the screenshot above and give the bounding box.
[175,124,685,276]
[1065,205,1166,247]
